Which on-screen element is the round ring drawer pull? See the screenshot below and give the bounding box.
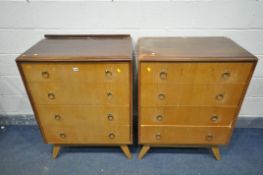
[105,70,112,78]
[54,115,61,121]
[216,94,224,101]
[211,115,219,123]
[206,134,213,141]
[107,92,113,98]
[156,115,164,121]
[158,93,165,100]
[108,133,115,139]
[155,133,161,140]
[222,71,231,79]
[42,71,49,79]
[107,113,114,121]
[160,71,167,80]
[59,133,66,139]
[48,92,55,100]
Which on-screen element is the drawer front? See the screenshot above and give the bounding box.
[21,62,130,83]
[139,126,231,145]
[140,84,245,106]
[36,105,130,126]
[43,125,131,144]
[140,106,236,126]
[140,62,253,84]
[28,83,129,105]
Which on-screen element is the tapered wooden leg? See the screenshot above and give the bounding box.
[138,145,151,160]
[211,146,221,160]
[52,145,61,159]
[120,145,132,159]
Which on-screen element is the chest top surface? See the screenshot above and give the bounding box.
[16,34,132,62]
[137,37,257,62]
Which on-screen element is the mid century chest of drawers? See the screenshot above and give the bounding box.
[16,34,133,159]
[137,37,257,160]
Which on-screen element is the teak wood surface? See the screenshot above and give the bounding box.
[16,35,133,159]
[137,37,257,160]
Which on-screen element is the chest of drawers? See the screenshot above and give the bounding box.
[16,35,133,159]
[137,37,257,160]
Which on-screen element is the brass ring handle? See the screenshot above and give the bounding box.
[42,71,49,79]
[107,113,114,121]
[160,71,167,80]
[105,70,112,77]
[222,71,231,79]
[156,115,163,121]
[108,133,115,139]
[48,92,55,100]
[155,133,161,140]
[206,134,213,141]
[54,114,61,121]
[107,92,113,98]
[211,115,219,123]
[59,133,66,139]
[158,93,165,100]
[216,94,224,101]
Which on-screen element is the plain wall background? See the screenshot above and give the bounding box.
[0,0,263,119]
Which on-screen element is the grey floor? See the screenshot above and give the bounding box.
[0,126,263,175]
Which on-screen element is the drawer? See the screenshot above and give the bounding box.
[140,106,236,126]
[36,105,130,126]
[139,126,231,145]
[21,62,130,83]
[140,84,245,106]
[140,62,253,84]
[43,125,131,144]
[28,82,129,105]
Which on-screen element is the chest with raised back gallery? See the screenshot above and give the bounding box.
[16,35,133,159]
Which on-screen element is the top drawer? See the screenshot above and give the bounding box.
[20,62,130,83]
[140,62,253,84]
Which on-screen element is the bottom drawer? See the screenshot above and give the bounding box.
[43,125,131,144]
[139,126,231,145]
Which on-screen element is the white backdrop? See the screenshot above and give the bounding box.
[0,0,262,119]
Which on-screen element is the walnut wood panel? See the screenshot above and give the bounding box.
[140,84,245,106]
[139,126,231,145]
[140,62,253,84]
[140,106,237,126]
[27,82,129,105]
[36,105,130,126]
[137,37,256,61]
[43,125,131,144]
[21,63,129,83]
[16,35,132,62]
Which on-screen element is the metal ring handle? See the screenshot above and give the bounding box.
[156,115,164,121]
[216,94,224,101]
[105,70,112,78]
[108,133,115,139]
[158,93,165,100]
[155,133,161,140]
[59,133,66,139]
[107,113,114,121]
[48,92,55,100]
[42,71,49,79]
[222,71,231,79]
[160,71,167,80]
[54,114,61,121]
[206,134,213,141]
[211,115,219,123]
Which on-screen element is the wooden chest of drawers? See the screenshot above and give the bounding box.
[137,37,257,160]
[16,35,133,159]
